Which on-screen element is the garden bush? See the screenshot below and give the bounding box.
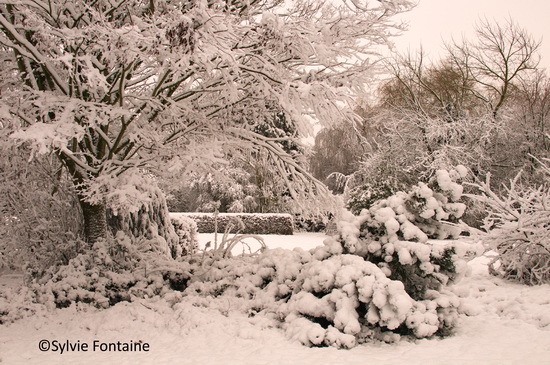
[183,167,483,348]
[171,214,199,257]
[32,232,192,309]
[0,144,83,278]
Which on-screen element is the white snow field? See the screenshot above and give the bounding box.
[1,233,549,365]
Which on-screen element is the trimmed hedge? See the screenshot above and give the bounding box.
[170,212,293,235]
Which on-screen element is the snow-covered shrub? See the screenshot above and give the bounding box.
[184,238,475,348]
[171,215,199,257]
[347,179,407,215]
[183,169,483,348]
[335,167,481,300]
[467,168,550,285]
[293,212,333,233]
[106,176,182,259]
[34,232,191,309]
[279,251,464,347]
[0,285,46,324]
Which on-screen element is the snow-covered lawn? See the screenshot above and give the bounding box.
[1,233,549,364]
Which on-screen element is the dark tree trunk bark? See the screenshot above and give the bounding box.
[79,199,108,244]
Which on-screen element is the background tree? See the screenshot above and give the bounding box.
[164,109,311,215]
[356,51,496,187]
[447,18,541,117]
[0,0,413,245]
[350,18,545,194]
[308,124,368,193]
[505,70,550,183]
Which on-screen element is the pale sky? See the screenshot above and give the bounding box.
[392,0,550,71]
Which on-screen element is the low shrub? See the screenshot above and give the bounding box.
[171,214,199,257]
[33,232,192,309]
[184,168,483,348]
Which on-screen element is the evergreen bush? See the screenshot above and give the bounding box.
[184,167,483,348]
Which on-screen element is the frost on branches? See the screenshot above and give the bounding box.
[467,158,550,285]
[183,167,483,348]
[0,0,413,243]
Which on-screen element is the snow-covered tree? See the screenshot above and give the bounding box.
[0,0,413,244]
[353,19,545,195]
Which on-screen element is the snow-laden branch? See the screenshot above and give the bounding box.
[233,128,330,201]
[465,164,550,285]
[0,13,69,95]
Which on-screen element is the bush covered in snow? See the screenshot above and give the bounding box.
[105,176,187,260]
[171,215,199,257]
[347,179,407,215]
[0,231,197,324]
[0,285,45,324]
[337,166,477,299]
[185,238,480,348]
[183,168,483,348]
[0,143,83,277]
[32,232,191,309]
[468,166,550,285]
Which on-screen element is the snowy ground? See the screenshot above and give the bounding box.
[1,233,549,365]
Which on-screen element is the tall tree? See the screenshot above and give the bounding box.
[447,18,541,117]
[0,0,413,243]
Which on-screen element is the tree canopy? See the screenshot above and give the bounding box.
[0,0,413,242]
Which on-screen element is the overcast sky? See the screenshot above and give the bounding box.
[392,0,550,71]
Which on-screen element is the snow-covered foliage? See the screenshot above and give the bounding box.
[2,249,550,364]
[0,168,482,348]
[106,174,184,258]
[184,239,479,348]
[467,163,550,285]
[0,279,46,324]
[33,232,191,310]
[358,111,498,189]
[0,142,83,276]
[348,166,470,240]
[332,167,483,299]
[0,0,413,242]
[171,215,199,257]
[166,168,260,213]
[347,178,407,214]
[0,231,197,324]
[180,168,482,348]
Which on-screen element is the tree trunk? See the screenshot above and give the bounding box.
[79,199,108,244]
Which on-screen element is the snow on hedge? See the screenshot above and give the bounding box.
[170,212,294,235]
